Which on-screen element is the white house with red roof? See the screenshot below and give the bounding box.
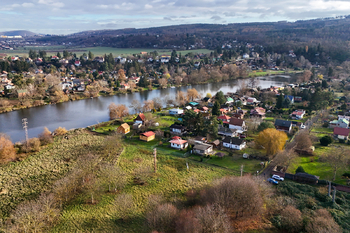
[291,109,306,119]
[333,127,350,140]
[129,76,140,84]
[74,60,81,66]
[218,114,231,122]
[169,137,188,149]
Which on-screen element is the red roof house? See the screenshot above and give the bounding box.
[333,127,350,140]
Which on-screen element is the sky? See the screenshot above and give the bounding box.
[1,0,350,35]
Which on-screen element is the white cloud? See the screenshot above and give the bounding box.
[145,4,153,9]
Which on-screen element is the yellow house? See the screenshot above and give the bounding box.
[140,131,155,142]
[117,123,130,134]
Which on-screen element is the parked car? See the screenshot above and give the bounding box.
[300,125,306,129]
[272,175,284,181]
[268,178,278,185]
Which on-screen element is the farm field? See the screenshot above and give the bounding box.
[4,46,213,57]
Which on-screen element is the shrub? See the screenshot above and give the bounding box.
[320,135,333,146]
[146,203,178,232]
[175,209,201,233]
[38,127,53,145]
[305,209,341,233]
[278,205,303,233]
[54,127,68,136]
[296,166,306,173]
[0,133,17,164]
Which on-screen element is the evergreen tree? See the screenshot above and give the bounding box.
[212,101,221,116]
[209,116,219,138]
[276,94,283,109]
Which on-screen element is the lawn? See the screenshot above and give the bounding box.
[6,46,213,57]
[311,127,333,134]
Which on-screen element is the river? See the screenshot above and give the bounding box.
[0,75,296,142]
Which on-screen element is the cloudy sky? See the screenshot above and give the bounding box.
[1,0,350,35]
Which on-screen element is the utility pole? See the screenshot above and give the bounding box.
[240,164,244,176]
[328,181,332,197]
[153,148,157,173]
[332,186,337,203]
[22,118,29,147]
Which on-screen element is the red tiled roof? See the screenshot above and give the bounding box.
[172,136,181,140]
[141,131,155,137]
[229,117,244,126]
[334,127,350,136]
[137,113,145,121]
[218,115,231,121]
[169,139,187,145]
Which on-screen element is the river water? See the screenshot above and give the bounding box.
[0,75,296,142]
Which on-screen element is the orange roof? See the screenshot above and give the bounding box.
[141,131,155,137]
[194,109,200,113]
[218,115,231,121]
[172,136,181,140]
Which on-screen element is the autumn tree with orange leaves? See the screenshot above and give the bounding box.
[255,128,288,157]
[0,133,16,164]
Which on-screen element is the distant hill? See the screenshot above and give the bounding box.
[0,30,38,37]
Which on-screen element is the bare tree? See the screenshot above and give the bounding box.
[114,193,134,220]
[108,103,129,120]
[194,204,232,233]
[130,99,142,113]
[142,100,154,112]
[305,209,341,233]
[99,164,127,192]
[152,97,163,110]
[279,205,303,233]
[176,91,187,106]
[158,78,168,88]
[146,203,178,232]
[187,88,201,101]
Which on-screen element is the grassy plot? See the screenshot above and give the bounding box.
[52,143,234,232]
[0,129,105,219]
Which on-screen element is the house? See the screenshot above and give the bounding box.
[140,131,155,142]
[194,61,200,67]
[291,109,306,119]
[74,60,81,66]
[236,97,247,106]
[333,127,350,140]
[211,140,221,148]
[120,83,130,90]
[134,113,146,125]
[170,124,187,135]
[169,138,188,149]
[294,96,302,102]
[117,123,130,134]
[199,106,209,113]
[226,97,234,104]
[218,126,238,137]
[338,115,350,121]
[228,118,247,131]
[329,118,349,128]
[217,114,231,122]
[194,136,207,144]
[285,95,294,104]
[250,107,266,118]
[243,53,249,59]
[94,57,105,63]
[193,143,213,156]
[61,82,73,90]
[169,108,184,115]
[294,172,319,184]
[232,109,246,119]
[189,102,199,107]
[129,77,140,84]
[246,97,258,105]
[222,137,246,150]
[275,119,292,133]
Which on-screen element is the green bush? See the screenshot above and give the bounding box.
[295,166,306,173]
[320,135,333,146]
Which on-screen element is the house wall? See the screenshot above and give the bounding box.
[140,135,155,141]
[229,125,243,131]
[171,128,182,133]
[222,142,246,150]
[135,120,143,125]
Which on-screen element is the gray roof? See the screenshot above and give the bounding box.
[222,136,244,145]
[275,119,292,127]
[193,143,212,150]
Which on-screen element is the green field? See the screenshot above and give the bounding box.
[5,46,213,57]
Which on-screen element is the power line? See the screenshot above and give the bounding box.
[22,118,28,146]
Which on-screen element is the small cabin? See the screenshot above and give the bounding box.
[140,131,155,142]
[117,123,130,134]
